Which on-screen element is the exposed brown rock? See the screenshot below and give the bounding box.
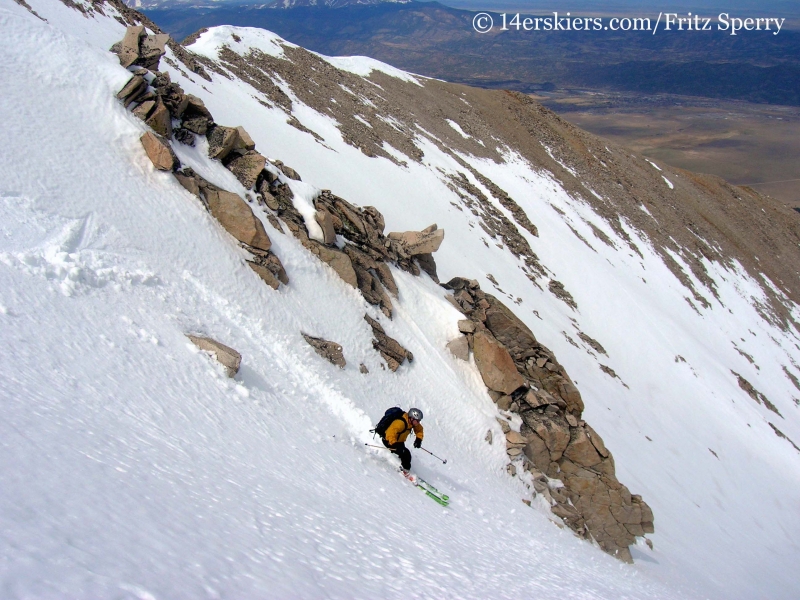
[302,333,346,368]
[227,152,267,190]
[187,334,241,377]
[139,33,169,70]
[204,188,271,251]
[145,97,172,137]
[415,252,439,283]
[247,261,281,290]
[388,225,445,256]
[472,330,525,394]
[364,314,413,371]
[235,126,256,151]
[308,241,358,288]
[181,94,213,135]
[132,99,155,121]
[248,247,289,286]
[315,208,337,245]
[140,131,178,171]
[732,371,782,417]
[208,125,240,161]
[117,25,144,68]
[117,74,148,108]
[563,425,603,467]
[446,336,470,361]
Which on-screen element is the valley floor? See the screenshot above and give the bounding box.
[537,90,800,209]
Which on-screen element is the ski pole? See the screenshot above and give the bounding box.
[420,447,448,464]
[365,443,392,450]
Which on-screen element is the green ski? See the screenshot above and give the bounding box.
[416,477,450,507]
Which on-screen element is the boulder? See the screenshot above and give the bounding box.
[187,334,241,377]
[247,261,281,290]
[181,95,213,135]
[387,226,445,255]
[116,74,148,108]
[281,164,302,180]
[315,208,337,245]
[184,94,213,119]
[132,99,155,121]
[472,331,525,394]
[145,97,171,138]
[204,188,271,251]
[208,126,240,160]
[173,169,204,198]
[140,132,178,171]
[139,33,169,70]
[302,333,346,368]
[117,26,144,68]
[235,126,256,151]
[227,152,266,189]
[309,242,358,288]
[343,245,393,317]
[457,319,476,334]
[505,430,527,446]
[363,206,385,233]
[446,336,469,361]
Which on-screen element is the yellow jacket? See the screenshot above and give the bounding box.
[385,413,424,445]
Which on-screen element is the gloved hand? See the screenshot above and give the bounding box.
[413,438,422,449]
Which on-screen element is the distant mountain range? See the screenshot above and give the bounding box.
[143,1,800,105]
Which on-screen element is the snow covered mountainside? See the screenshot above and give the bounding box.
[2,0,800,597]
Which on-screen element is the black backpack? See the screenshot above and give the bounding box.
[371,407,405,439]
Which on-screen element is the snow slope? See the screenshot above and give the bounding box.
[1,0,799,598]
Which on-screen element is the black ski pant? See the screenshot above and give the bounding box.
[383,439,411,470]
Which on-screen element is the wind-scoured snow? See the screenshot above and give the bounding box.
[318,54,423,86]
[1,1,800,599]
[189,25,296,61]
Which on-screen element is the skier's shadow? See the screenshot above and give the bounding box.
[630,547,659,564]
[236,365,273,395]
[415,463,474,494]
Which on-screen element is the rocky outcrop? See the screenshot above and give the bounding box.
[187,335,242,377]
[444,276,652,562]
[364,314,413,371]
[112,31,288,292]
[266,182,442,318]
[302,334,346,369]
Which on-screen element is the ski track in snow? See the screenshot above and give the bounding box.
[1,0,799,598]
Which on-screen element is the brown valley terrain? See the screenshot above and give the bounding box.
[536,91,800,210]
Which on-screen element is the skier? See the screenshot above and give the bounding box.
[381,407,424,472]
